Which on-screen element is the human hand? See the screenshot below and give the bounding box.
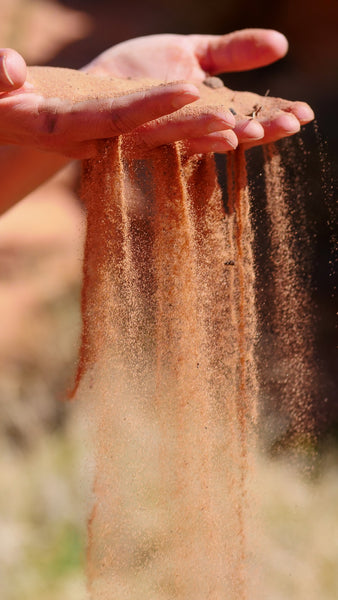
[85,30,314,153]
[0,48,211,158]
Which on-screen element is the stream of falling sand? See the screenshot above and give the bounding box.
[263,143,315,448]
[19,66,318,600]
[75,139,314,600]
[76,140,258,600]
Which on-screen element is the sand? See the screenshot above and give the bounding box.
[27,66,315,599]
[27,65,288,123]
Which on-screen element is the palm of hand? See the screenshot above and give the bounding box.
[0,31,314,157]
[86,34,207,82]
[0,42,202,157]
[87,32,314,150]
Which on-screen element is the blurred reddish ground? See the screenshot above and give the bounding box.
[0,169,84,360]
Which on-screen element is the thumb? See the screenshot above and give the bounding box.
[0,49,27,92]
[193,29,288,74]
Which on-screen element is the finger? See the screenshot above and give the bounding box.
[183,130,238,154]
[132,107,235,149]
[58,82,200,141]
[191,29,288,74]
[280,101,315,125]
[234,118,265,143]
[243,112,302,149]
[0,48,26,92]
[0,82,200,150]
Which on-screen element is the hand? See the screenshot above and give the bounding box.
[0,48,205,158]
[85,30,314,153]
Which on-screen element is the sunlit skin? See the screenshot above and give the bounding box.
[0,29,314,213]
[0,30,314,158]
[86,30,314,154]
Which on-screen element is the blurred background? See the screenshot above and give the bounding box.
[0,1,337,599]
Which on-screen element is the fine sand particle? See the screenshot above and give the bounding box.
[78,139,258,600]
[26,65,290,125]
[27,67,315,599]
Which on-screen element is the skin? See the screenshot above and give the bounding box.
[85,30,314,153]
[0,54,200,158]
[0,29,314,213]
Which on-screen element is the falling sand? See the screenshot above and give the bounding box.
[28,68,316,599]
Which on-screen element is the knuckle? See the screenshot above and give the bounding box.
[41,111,59,134]
[36,103,61,136]
[110,111,125,135]
[110,109,136,135]
[34,103,69,151]
[34,113,64,152]
[110,92,149,135]
[129,122,160,150]
[35,99,69,140]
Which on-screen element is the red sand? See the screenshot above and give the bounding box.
[263,144,315,448]
[28,67,314,599]
[76,138,258,599]
[27,65,289,123]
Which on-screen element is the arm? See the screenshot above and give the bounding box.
[0,145,70,215]
[0,49,70,214]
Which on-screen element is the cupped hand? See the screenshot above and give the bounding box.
[0,49,209,158]
[85,30,314,153]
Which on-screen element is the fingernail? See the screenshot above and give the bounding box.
[171,93,198,109]
[0,55,14,86]
[279,113,301,133]
[291,103,315,123]
[171,84,200,109]
[217,111,236,129]
[206,131,238,150]
[269,31,289,55]
[210,138,237,152]
[207,116,235,134]
[223,131,238,149]
[299,107,315,122]
[239,119,264,140]
[227,138,238,150]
